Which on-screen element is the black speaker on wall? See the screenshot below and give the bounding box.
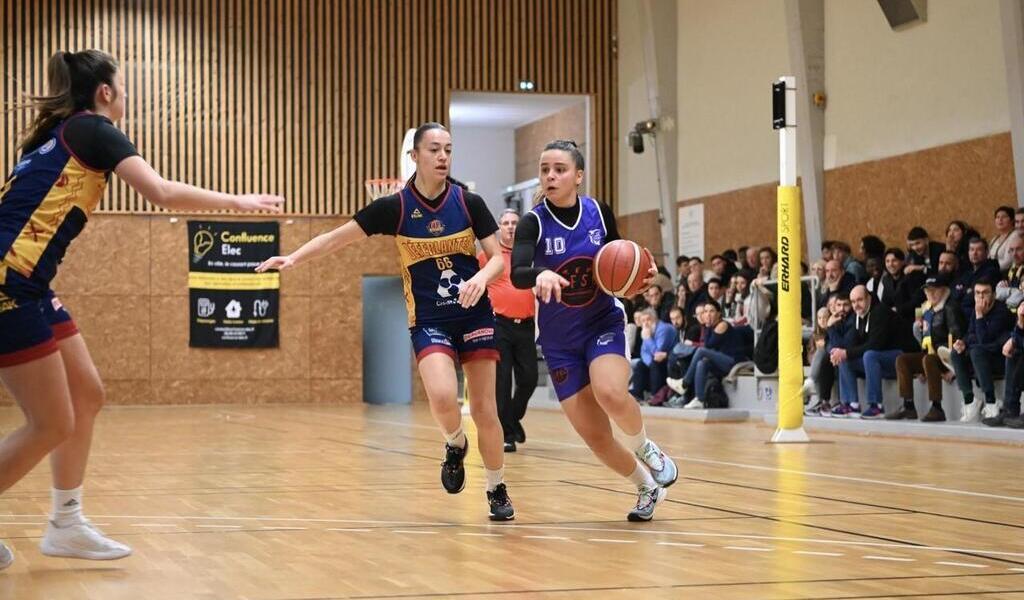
[877,0,927,29]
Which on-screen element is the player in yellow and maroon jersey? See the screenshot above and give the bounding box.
[0,50,282,570]
[257,122,514,521]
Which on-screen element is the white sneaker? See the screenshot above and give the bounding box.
[0,540,12,571]
[665,377,685,395]
[801,377,816,397]
[40,521,132,560]
[683,398,704,409]
[937,346,954,373]
[982,402,1000,420]
[960,400,983,423]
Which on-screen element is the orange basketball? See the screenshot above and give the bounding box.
[593,239,653,298]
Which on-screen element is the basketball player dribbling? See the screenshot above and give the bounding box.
[510,140,678,521]
[256,122,514,521]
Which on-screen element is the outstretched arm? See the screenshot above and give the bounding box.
[256,221,367,272]
[115,156,283,213]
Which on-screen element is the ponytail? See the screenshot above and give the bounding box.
[17,49,118,152]
[445,175,468,190]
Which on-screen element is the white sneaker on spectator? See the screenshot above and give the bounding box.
[982,402,1000,420]
[960,400,982,423]
[801,377,815,397]
[683,398,704,409]
[0,540,12,571]
[665,377,685,395]
[40,521,132,560]
[804,395,821,415]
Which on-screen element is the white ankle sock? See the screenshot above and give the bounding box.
[444,426,467,449]
[627,459,656,489]
[622,425,649,454]
[485,468,504,492]
[51,486,84,527]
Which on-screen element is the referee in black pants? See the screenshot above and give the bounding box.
[479,210,538,451]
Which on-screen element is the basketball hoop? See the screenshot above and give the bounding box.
[364,178,404,200]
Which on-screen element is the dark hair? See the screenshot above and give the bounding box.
[1016,207,1024,216]
[409,121,467,190]
[710,254,725,263]
[835,292,850,303]
[759,246,777,261]
[707,277,722,287]
[737,245,748,255]
[704,299,722,313]
[974,277,996,292]
[723,249,738,262]
[861,235,886,260]
[821,240,835,251]
[542,139,585,170]
[939,250,959,265]
[946,220,968,235]
[19,50,119,152]
[968,235,988,251]
[907,226,929,241]
[833,241,852,254]
[996,205,1015,220]
[675,255,689,266]
[689,256,703,263]
[884,247,905,261]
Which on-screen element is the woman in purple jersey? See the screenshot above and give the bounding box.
[257,123,514,521]
[510,140,678,522]
[0,50,282,570]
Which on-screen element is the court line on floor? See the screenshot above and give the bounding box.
[293,409,1024,504]
[3,513,1022,559]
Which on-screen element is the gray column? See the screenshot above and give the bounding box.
[1001,0,1024,206]
[784,0,826,260]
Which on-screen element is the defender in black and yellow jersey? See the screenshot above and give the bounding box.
[257,123,515,521]
[0,50,283,571]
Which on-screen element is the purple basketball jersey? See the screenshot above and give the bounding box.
[529,197,625,349]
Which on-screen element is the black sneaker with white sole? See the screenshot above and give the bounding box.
[487,483,515,521]
[441,441,468,494]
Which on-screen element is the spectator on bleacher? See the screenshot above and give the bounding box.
[815,293,854,414]
[757,246,777,279]
[984,302,1024,428]
[905,226,945,278]
[946,220,981,268]
[996,235,1024,310]
[679,300,752,409]
[890,273,965,422]
[664,306,705,405]
[706,278,724,305]
[861,235,886,266]
[832,241,868,284]
[864,256,883,300]
[741,246,760,277]
[643,284,675,323]
[822,259,856,306]
[684,269,707,317]
[711,254,737,284]
[955,237,1001,317]
[675,255,691,286]
[830,285,916,419]
[689,256,709,282]
[989,206,1020,272]
[629,308,676,402]
[948,279,1012,423]
[804,306,832,415]
[723,273,750,325]
[878,247,921,321]
[723,248,740,270]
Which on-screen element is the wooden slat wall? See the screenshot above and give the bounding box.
[1,0,618,215]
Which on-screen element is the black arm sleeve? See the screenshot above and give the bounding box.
[511,212,546,289]
[62,115,138,171]
[352,195,401,236]
[464,192,499,240]
[598,200,620,242]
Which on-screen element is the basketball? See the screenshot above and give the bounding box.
[593,239,653,298]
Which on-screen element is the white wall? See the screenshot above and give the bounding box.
[449,126,516,218]
[825,0,1009,168]
[617,0,661,215]
[676,0,791,201]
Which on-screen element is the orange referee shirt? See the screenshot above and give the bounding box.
[478,245,535,320]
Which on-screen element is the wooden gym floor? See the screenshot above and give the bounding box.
[1,402,1024,599]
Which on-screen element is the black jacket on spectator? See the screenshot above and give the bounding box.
[879,272,921,321]
[955,258,1001,316]
[907,241,946,275]
[928,296,967,347]
[685,287,707,317]
[965,300,1013,353]
[847,302,918,361]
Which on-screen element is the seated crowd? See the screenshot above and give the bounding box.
[627,206,1024,428]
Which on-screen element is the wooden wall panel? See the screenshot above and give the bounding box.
[1,0,618,215]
